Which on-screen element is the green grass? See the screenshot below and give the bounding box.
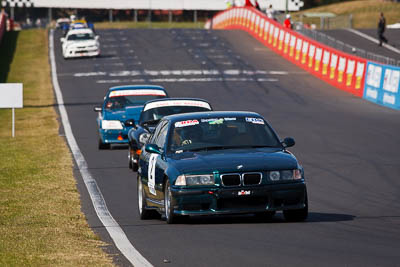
[95,21,205,29]
[293,0,400,29]
[0,29,114,266]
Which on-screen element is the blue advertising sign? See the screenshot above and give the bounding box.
[364,62,400,110]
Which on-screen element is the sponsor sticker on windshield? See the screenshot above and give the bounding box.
[224,117,236,121]
[200,117,237,124]
[209,119,224,125]
[109,89,166,98]
[143,100,211,111]
[245,117,264,124]
[175,120,199,128]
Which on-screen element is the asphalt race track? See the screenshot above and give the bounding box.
[53,28,400,267]
[320,29,400,62]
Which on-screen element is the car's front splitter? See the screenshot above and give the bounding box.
[170,182,307,216]
[64,50,100,58]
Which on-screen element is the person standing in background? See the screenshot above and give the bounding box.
[378,12,388,46]
[266,4,276,21]
[284,14,292,29]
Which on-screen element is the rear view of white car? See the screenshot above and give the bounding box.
[61,28,100,59]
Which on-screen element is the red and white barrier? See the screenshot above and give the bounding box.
[0,11,6,45]
[208,7,367,98]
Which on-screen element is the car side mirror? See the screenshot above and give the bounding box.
[60,37,66,43]
[282,137,295,148]
[95,35,99,40]
[93,106,102,112]
[145,144,162,155]
[125,119,135,127]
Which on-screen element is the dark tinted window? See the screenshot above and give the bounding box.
[105,95,165,110]
[168,116,280,152]
[140,106,210,124]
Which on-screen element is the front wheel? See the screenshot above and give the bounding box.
[129,147,138,171]
[164,179,178,224]
[138,177,156,220]
[283,194,308,222]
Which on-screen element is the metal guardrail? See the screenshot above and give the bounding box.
[294,23,400,67]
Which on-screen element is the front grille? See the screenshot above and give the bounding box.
[243,173,262,185]
[221,172,263,186]
[221,174,241,186]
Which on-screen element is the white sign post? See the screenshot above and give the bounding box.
[0,83,23,137]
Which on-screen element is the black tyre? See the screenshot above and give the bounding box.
[164,179,178,224]
[283,194,308,222]
[98,139,110,150]
[138,177,156,220]
[128,148,133,169]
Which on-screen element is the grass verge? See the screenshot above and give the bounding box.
[0,29,114,266]
[293,0,400,29]
[95,21,205,29]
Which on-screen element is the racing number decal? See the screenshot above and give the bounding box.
[148,154,158,196]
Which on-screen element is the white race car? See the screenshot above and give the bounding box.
[61,28,100,59]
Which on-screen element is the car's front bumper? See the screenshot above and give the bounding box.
[64,48,100,58]
[170,182,307,216]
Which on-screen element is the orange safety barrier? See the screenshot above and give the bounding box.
[208,7,367,98]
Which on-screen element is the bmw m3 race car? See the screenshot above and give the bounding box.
[94,85,168,149]
[137,111,308,223]
[128,98,213,171]
[61,28,100,59]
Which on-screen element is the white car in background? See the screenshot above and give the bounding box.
[61,28,100,59]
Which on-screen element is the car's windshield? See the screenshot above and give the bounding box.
[168,116,281,153]
[140,105,210,125]
[105,95,166,110]
[67,33,94,41]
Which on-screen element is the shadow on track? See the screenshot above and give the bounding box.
[24,102,102,109]
[112,212,355,228]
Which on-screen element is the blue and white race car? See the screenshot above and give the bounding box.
[94,85,168,149]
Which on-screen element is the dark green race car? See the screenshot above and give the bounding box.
[137,111,308,223]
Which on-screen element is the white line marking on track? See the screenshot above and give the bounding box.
[72,69,293,78]
[96,77,279,84]
[49,29,153,267]
[346,28,400,55]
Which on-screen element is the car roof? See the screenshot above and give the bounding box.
[108,85,166,92]
[164,111,262,123]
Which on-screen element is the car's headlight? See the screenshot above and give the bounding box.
[269,171,280,181]
[269,169,302,181]
[102,120,123,130]
[139,133,151,144]
[175,174,214,186]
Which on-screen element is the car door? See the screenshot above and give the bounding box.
[141,120,169,203]
[151,121,170,202]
